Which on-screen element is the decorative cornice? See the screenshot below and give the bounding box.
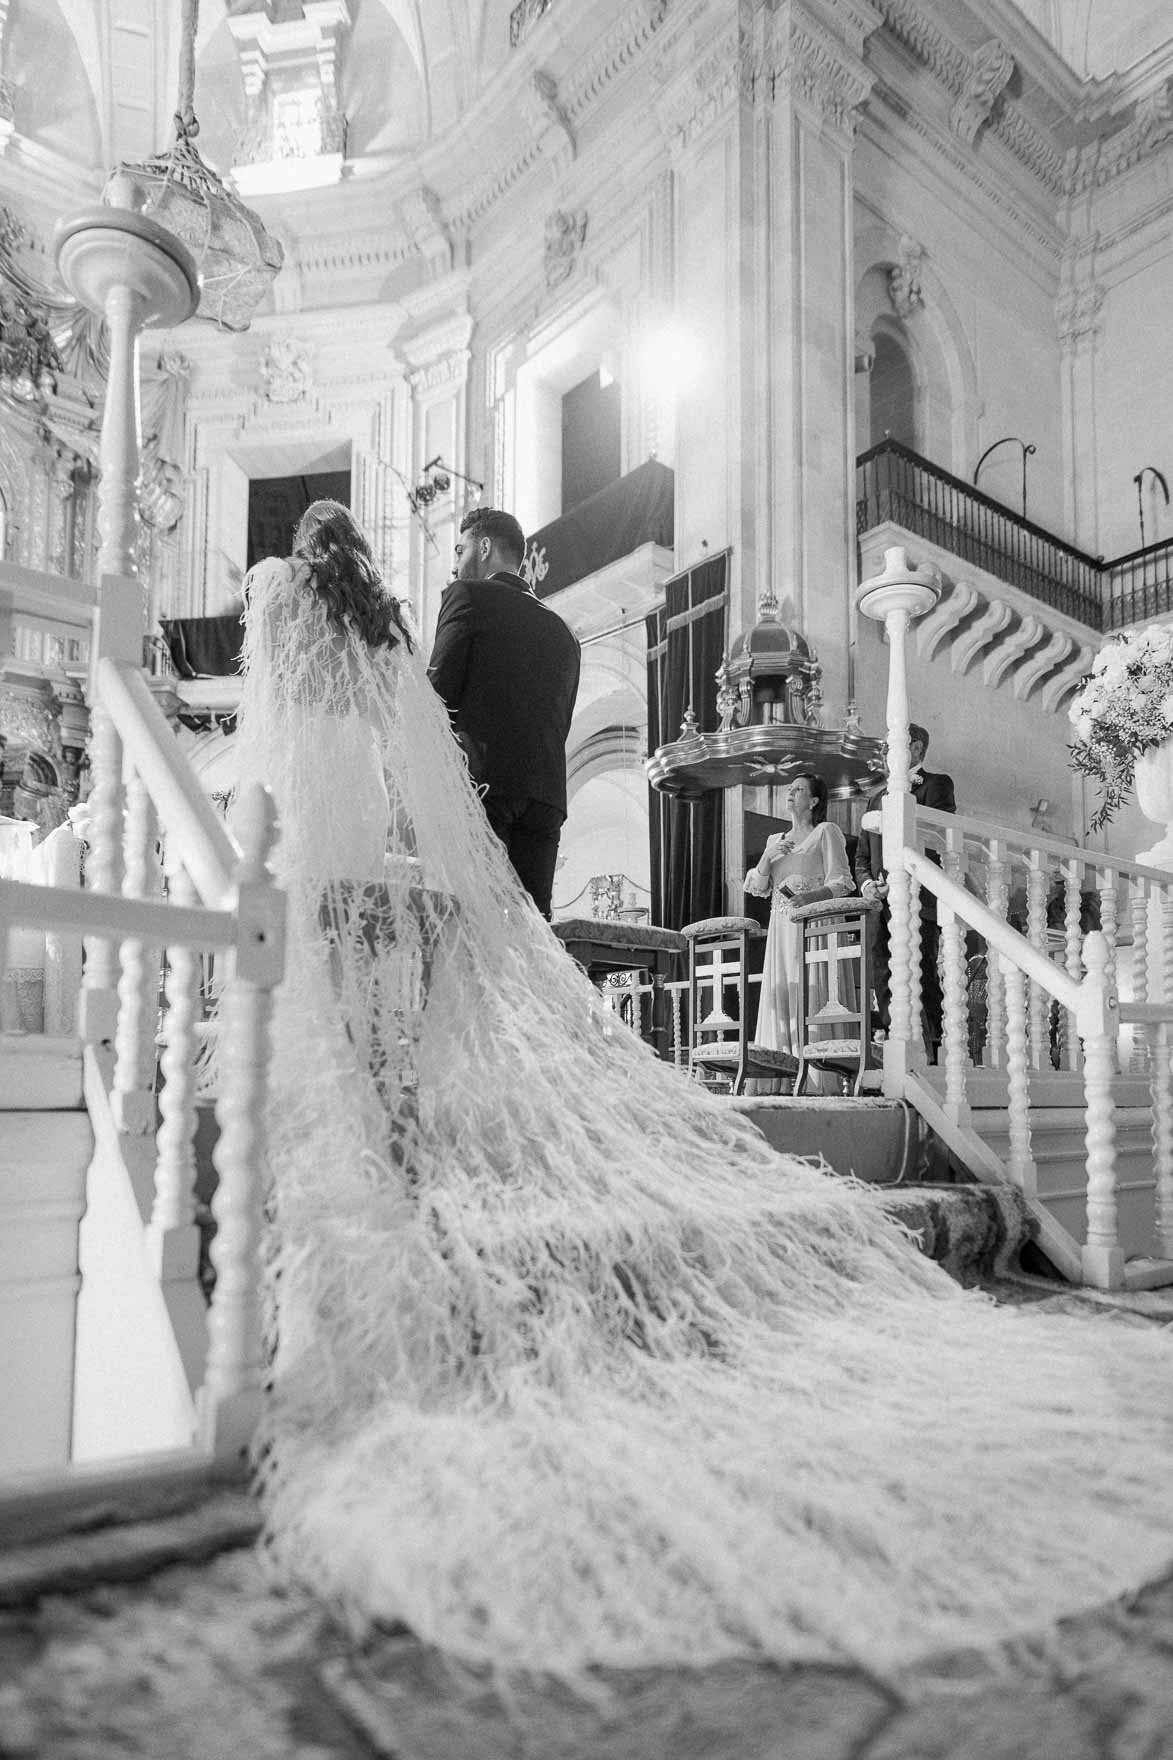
[949,39,1013,147]
[450,0,668,233]
[873,0,1167,200]
[1066,77,1173,194]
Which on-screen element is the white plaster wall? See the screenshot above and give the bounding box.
[1089,246,1173,559]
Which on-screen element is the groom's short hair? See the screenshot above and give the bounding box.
[909,722,929,754]
[459,506,526,569]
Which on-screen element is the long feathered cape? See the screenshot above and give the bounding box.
[236,555,1173,1680]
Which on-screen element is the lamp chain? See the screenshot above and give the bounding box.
[175,0,200,141]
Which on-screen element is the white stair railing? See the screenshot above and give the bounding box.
[859,544,1173,1292]
[1,574,285,1460]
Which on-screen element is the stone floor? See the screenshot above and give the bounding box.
[4,1530,1173,1760]
[7,1156,1173,1760]
[3,1273,1173,1760]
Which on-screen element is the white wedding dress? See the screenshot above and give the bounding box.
[236,556,1173,1683]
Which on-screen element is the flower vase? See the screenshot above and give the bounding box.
[1135,738,1173,873]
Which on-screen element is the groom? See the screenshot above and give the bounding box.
[428,506,581,920]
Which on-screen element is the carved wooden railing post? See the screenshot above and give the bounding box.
[150,852,208,1383]
[1026,849,1049,1071]
[78,698,125,1047]
[199,785,285,1459]
[112,768,161,1136]
[1159,891,1173,1258]
[1078,931,1125,1290]
[1130,881,1150,1075]
[983,838,1008,1069]
[855,546,940,1095]
[1061,856,1083,1071]
[941,901,969,1125]
[1001,957,1036,1201]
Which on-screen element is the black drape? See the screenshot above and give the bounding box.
[646,552,728,930]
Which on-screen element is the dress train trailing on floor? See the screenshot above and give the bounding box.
[236,557,1173,1681]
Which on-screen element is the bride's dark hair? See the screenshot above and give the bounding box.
[293,499,413,652]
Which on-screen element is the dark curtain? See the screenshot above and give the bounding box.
[646,552,728,930]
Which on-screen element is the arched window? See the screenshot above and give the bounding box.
[869,332,916,450]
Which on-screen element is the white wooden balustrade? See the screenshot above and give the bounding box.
[1,573,286,1463]
[858,546,1173,1291]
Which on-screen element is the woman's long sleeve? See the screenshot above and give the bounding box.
[821,824,855,896]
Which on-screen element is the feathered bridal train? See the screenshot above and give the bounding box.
[236,522,1173,1681]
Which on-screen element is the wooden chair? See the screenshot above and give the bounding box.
[790,898,883,1096]
[679,916,797,1095]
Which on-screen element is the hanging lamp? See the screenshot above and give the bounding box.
[101,0,283,332]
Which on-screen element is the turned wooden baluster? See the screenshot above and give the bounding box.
[79,702,125,1046]
[1025,849,1049,1071]
[152,857,200,1248]
[1130,880,1150,1075]
[1079,931,1124,1289]
[1096,867,1119,1072]
[1001,956,1036,1201]
[942,825,969,1071]
[199,784,285,1459]
[1060,857,1084,1072]
[907,871,924,1053]
[112,768,161,1134]
[941,901,969,1124]
[983,838,1008,1069]
[1157,889,1173,1257]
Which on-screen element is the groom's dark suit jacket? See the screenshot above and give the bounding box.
[854,768,957,922]
[427,571,581,814]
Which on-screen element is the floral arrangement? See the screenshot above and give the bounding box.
[1068,624,1173,827]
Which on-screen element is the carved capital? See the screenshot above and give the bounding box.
[949,39,1014,146]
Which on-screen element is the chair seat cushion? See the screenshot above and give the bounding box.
[692,1043,798,1073]
[680,916,765,941]
[801,1038,865,1061]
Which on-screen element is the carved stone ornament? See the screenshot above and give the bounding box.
[544,208,587,291]
[1056,283,1105,355]
[950,39,1014,146]
[526,71,576,169]
[887,236,925,319]
[258,335,312,404]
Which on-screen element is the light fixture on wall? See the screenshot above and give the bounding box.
[409,456,484,515]
[100,0,282,332]
[973,436,1036,518]
[1133,466,1170,550]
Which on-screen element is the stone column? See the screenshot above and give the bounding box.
[656,0,877,899]
[1057,251,1104,553]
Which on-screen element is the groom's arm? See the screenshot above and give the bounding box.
[426,585,475,713]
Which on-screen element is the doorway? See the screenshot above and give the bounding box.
[246,469,352,569]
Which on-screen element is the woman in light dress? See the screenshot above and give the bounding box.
[743,772,854,1056]
[234,508,1173,1687]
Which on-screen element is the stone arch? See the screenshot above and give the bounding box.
[855,226,982,472]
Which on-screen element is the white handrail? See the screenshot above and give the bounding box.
[96,657,239,909]
[903,848,1083,1012]
[0,876,237,948]
[918,803,1173,888]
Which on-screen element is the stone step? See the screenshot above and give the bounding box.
[0,1451,258,1606]
[0,1033,84,1110]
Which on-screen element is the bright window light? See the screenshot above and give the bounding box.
[638,322,705,395]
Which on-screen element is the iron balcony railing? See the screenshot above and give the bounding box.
[856,440,1173,633]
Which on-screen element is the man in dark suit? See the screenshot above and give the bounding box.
[427,506,581,919]
[854,721,956,1059]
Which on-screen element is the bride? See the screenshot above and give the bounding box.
[238,502,1173,1682]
